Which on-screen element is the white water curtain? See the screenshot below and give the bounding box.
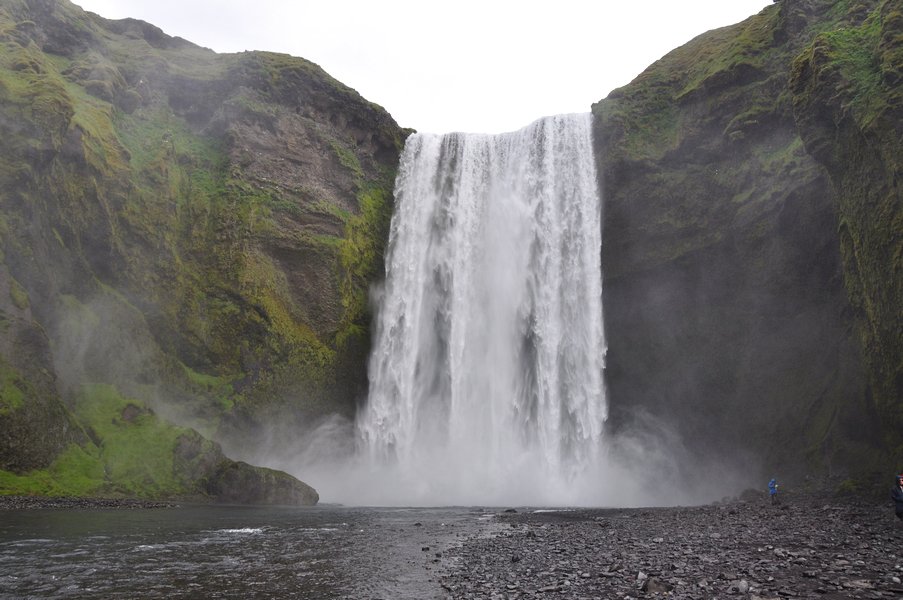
[357,113,607,506]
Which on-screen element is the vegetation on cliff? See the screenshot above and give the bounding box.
[0,0,404,500]
[2,0,898,502]
[593,0,899,489]
[790,0,902,472]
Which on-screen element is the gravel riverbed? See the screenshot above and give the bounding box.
[439,493,903,599]
[0,495,178,510]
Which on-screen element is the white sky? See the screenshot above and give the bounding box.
[71,0,772,134]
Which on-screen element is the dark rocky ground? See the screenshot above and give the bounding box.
[0,495,178,509]
[439,492,903,599]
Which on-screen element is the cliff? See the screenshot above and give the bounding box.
[594,0,901,489]
[0,0,404,501]
[2,0,900,501]
[790,0,902,474]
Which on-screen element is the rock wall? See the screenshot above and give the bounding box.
[790,0,902,467]
[594,0,900,487]
[3,0,899,500]
[0,0,404,500]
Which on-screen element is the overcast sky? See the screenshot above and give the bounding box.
[71,0,772,134]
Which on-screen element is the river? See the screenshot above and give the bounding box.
[0,505,499,599]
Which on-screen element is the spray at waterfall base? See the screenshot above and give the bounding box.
[287,114,748,506]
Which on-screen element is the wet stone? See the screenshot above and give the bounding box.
[438,493,903,599]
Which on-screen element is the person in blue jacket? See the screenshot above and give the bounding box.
[891,474,903,520]
[768,478,779,504]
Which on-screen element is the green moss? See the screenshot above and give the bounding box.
[45,444,106,495]
[0,443,106,497]
[674,7,779,100]
[836,478,861,495]
[236,51,356,102]
[329,137,364,179]
[0,468,56,496]
[115,105,227,191]
[814,15,885,124]
[0,360,25,416]
[313,199,352,222]
[73,384,188,497]
[26,74,74,146]
[180,362,235,412]
[8,276,27,310]
[337,186,390,331]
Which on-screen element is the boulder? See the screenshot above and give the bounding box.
[205,460,319,506]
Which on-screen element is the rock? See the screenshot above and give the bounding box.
[644,577,674,593]
[205,460,318,506]
[442,498,903,598]
[842,580,875,590]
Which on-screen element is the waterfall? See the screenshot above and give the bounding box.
[357,113,607,506]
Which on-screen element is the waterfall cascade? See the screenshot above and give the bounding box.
[357,113,607,506]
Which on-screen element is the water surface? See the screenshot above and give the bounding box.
[0,505,495,599]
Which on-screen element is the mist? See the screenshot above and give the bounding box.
[246,114,750,508]
[240,407,748,507]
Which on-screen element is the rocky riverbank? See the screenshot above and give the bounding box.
[0,496,178,510]
[439,492,903,599]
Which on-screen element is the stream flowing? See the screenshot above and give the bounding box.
[0,505,493,599]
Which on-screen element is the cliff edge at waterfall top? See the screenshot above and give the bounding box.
[69,0,774,134]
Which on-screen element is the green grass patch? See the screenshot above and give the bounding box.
[8,276,27,310]
[45,444,106,495]
[73,384,188,497]
[816,13,885,124]
[0,359,25,416]
[0,445,106,497]
[335,184,393,348]
[180,362,235,412]
[329,137,364,179]
[313,199,352,223]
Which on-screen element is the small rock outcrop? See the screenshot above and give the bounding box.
[206,461,319,506]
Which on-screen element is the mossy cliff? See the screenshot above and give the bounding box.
[0,0,404,501]
[789,0,902,476]
[594,0,900,487]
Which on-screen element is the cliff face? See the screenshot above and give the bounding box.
[3,0,899,500]
[790,0,902,470]
[0,0,404,499]
[594,0,900,486]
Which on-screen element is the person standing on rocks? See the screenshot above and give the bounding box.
[768,478,779,504]
[891,474,903,520]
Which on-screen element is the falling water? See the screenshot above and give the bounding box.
[357,113,607,506]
